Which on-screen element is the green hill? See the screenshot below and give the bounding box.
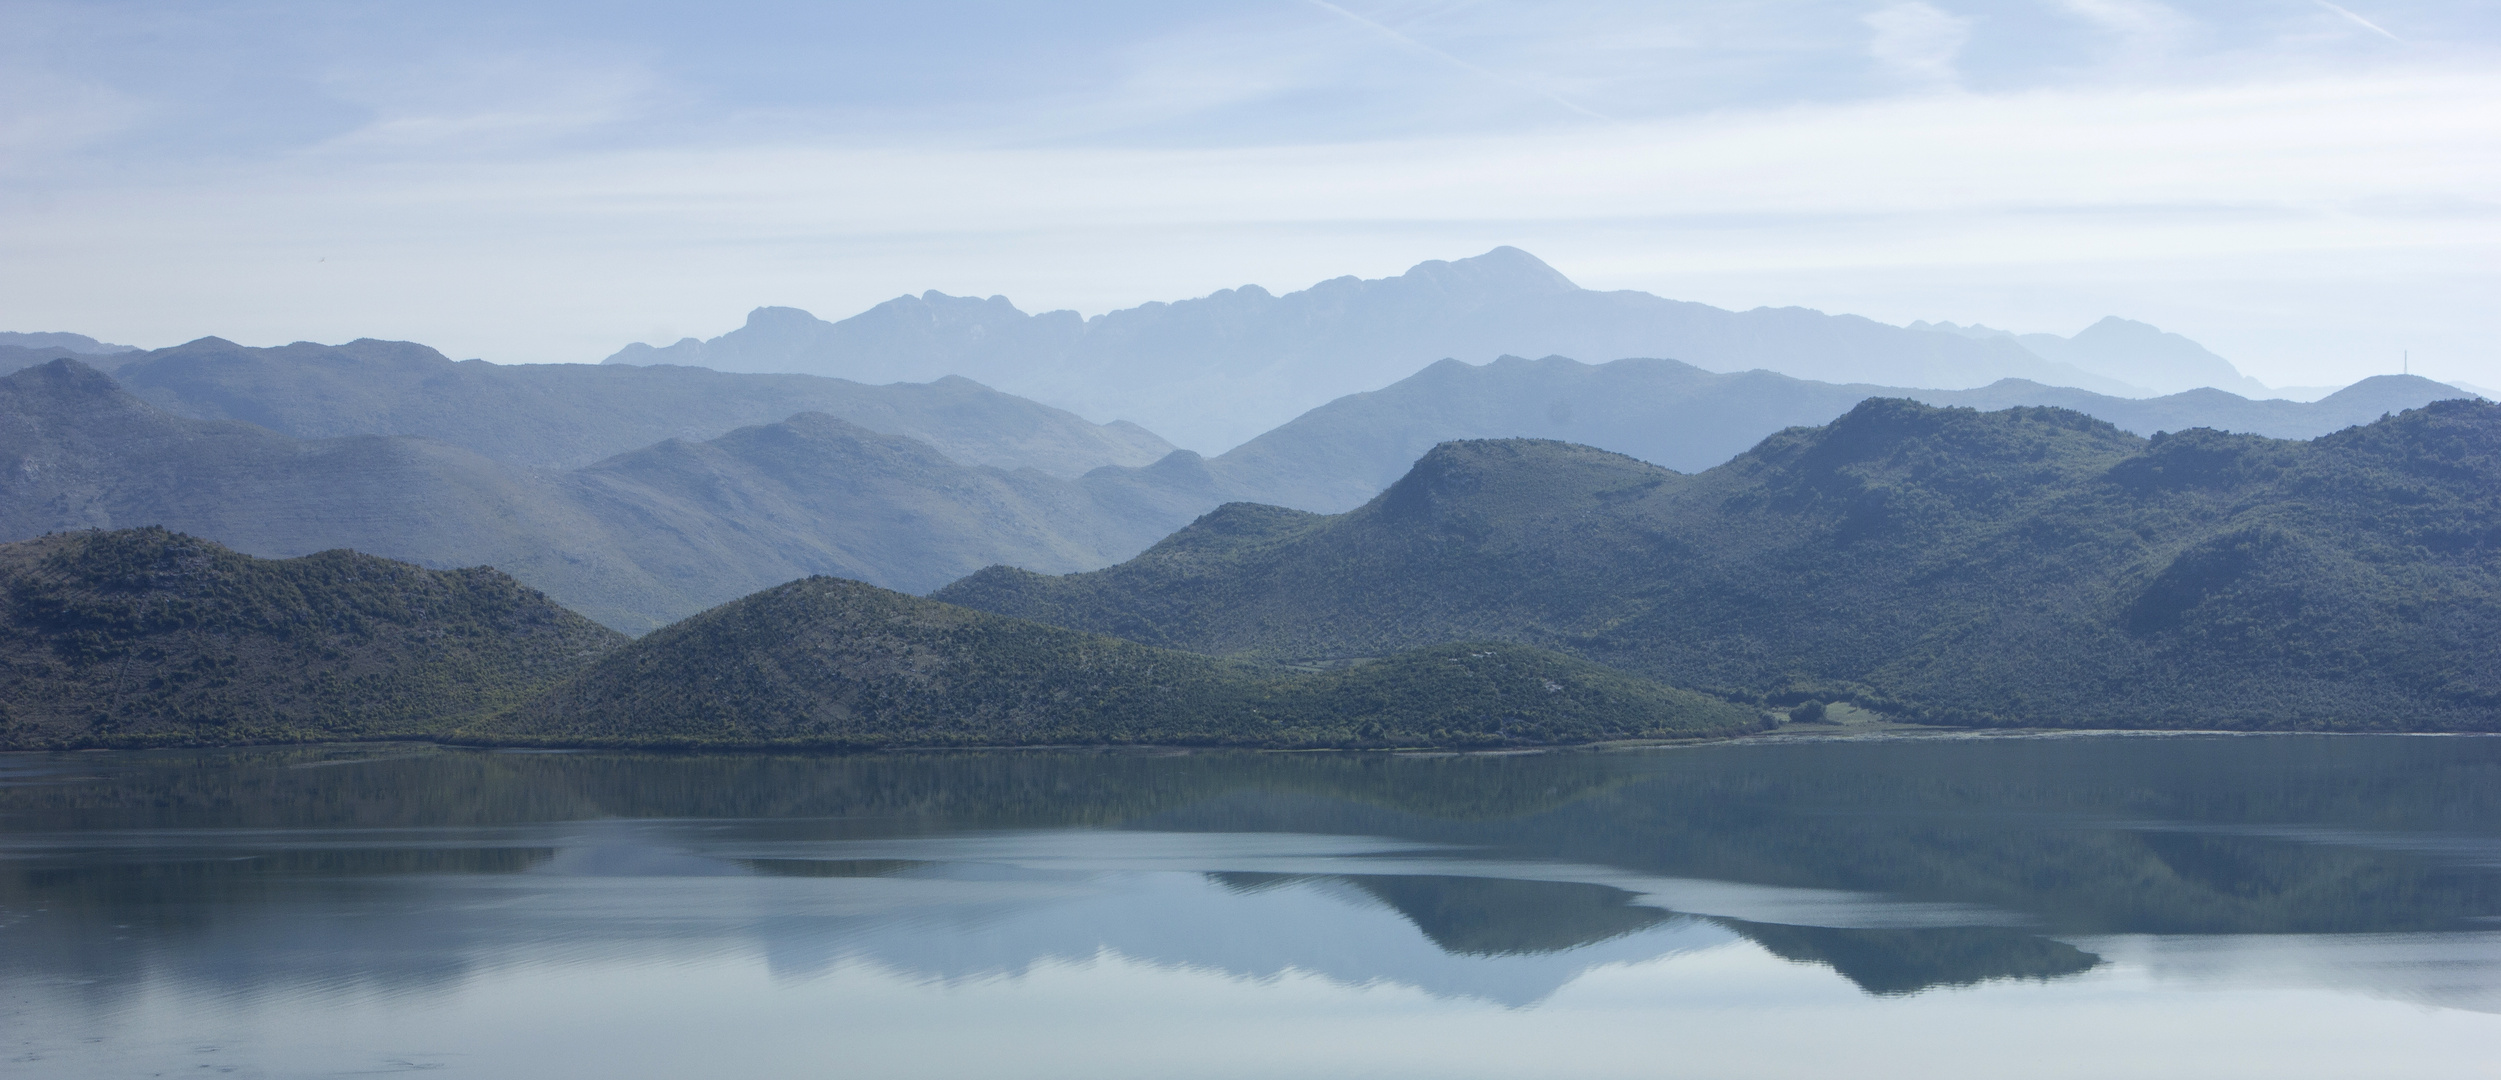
[938,398,2501,731]
[476,576,1759,750]
[0,528,624,749]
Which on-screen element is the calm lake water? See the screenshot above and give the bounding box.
[5,733,2500,1078]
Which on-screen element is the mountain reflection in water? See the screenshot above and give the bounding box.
[4,734,2501,1075]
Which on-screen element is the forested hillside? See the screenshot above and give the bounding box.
[0,529,623,748]
[941,399,2501,730]
[483,577,1757,750]
[0,529,1754,752]
[106,335,1171,475]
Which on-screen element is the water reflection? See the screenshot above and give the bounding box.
[1718,920,2100,995]
[1256,874,1676,956]
[4,734,2501,1074]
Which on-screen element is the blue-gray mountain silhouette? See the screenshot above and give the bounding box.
[603,248,2152,451]
[76,335,1174,476]
[0,359,1186,633]
[1915,316,2268,396]
[1082,354,2476,514]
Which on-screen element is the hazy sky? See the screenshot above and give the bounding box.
[2,0,2494,389]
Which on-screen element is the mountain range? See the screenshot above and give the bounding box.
[0,359,1185,632]
[604,247,2198,451]
[1910,317,2274,397]
[8,392,2495,745]
[1084,355,2474,514]
[0,332,135,354]
[0,340,2471,634]
[939,398,2501,731]
[26,335,1172,476]
[0,331,137,375]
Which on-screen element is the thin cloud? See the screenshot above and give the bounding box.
[2055,0,2196,64]
[1864,3,1972,85]
[2315,1,2402,42]
[1,0,2494,389]
[1300,0,1613,121]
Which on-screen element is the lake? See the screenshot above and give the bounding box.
[5,732,2500,1078]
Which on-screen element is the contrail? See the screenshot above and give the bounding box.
[2315,0,2402,41]
[1301,0,1614,121]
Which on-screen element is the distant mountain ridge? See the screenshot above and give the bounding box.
[0,359,1190,633]
[0,254,2307,454]
[1081,354,2476,514]
[0,330,143,376]
[603,248,2156,451]
[7,372,2492,741]
[89,336,1172,476]
[0,331,135,355]
[1912,317,2268,397]
[940,399,2501,731]
[2,345,2464,638]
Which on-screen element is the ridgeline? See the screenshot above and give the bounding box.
[471,576,1759,750]
[13,395,2495,748]
[939,398,2501,731]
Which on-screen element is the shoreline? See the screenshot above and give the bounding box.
[9,724,2498,760]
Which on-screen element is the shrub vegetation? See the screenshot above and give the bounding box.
[939,399,2501,730]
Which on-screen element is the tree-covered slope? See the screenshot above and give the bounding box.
[480,577,1758,750]
[0,529,625,749]
[938,399,2501,731]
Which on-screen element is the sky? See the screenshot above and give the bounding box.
[1,0,2495,390]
